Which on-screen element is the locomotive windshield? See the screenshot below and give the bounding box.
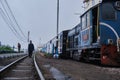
[102,2,116,20]
[115,1,120,10]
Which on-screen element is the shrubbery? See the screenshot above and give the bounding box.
[0,45,15,54]
[44,53,53,58]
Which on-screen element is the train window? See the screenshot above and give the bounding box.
[102,3,116,20]
[82,12,90,30]
[82,14,87,29]
[75,37,78,47]
[114,1,120,10]
[68,37,70,48]
[87,11,90,27]
[60,35,62,47]
[68,36,74,48]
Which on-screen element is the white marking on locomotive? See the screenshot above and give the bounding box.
[100,22,120,52]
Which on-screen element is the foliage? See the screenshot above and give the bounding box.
[44,53,53,58]
[0,45,14,53]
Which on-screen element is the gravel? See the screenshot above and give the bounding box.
[35,52,120,80]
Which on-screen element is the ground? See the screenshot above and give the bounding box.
[35,52,120,80]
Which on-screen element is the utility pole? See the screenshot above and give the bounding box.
[56,0,59,55]
[39,37,41,47]
[57,0,59,37]
[28,31,30,43]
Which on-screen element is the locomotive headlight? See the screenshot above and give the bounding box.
[108,39,113,45]
[114,1,120,10]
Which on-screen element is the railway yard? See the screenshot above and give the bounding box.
[0,52,120,80]
[0,53,39,80]
[1,0,120,80]
[36,52,120,80]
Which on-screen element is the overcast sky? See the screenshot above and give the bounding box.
[0,0,83,49]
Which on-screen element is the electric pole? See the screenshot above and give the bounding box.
[28,31,30,43]
[56,0,59,55]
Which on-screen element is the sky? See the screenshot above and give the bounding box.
[0,0,84,49]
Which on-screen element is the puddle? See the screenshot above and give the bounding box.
[43,64,73,80]
[0,66,4,69]
[50,67,72,80]
[43,64,51,68]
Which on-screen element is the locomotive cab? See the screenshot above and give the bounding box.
[79,0,120,66]
[99,0,120,65]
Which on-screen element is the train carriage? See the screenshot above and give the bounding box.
[41,0,120,66]
[67,24,81,60]
[59,30,69,58]
[41,30,69,58]
[77,0,120,66]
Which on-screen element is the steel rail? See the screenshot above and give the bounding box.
[0,55,27,73]
[33,53,45,80]
[0,53,45,80]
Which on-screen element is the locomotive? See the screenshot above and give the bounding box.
[41,0,120,66]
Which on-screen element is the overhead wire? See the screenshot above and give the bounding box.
[0,8,25,42]
[0,0,24,41]
[4,0,27,39]
[0,0,27,42]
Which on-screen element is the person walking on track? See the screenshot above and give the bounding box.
[28,40,34,58]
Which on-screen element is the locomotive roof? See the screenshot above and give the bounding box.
[68,23,81,36]
[81,0,102,17]
[81,0,119,17]
[83,0,119,3]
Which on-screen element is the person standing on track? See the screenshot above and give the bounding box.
[28,40,34,58]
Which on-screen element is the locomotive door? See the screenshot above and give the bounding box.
[92,6,100,43]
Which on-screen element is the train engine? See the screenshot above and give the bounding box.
[81,0,120,66]
[99,0,120,65]
[67,0,120,66]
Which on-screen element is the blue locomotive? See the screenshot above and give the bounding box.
[41,0,120,66]
[67,0,120,66]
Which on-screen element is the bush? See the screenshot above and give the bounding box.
[0,45,14,54]
[44,53,53,58]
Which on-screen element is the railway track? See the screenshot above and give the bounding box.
[0,54,45,80]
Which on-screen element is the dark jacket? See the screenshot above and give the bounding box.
[28,43,34,52]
